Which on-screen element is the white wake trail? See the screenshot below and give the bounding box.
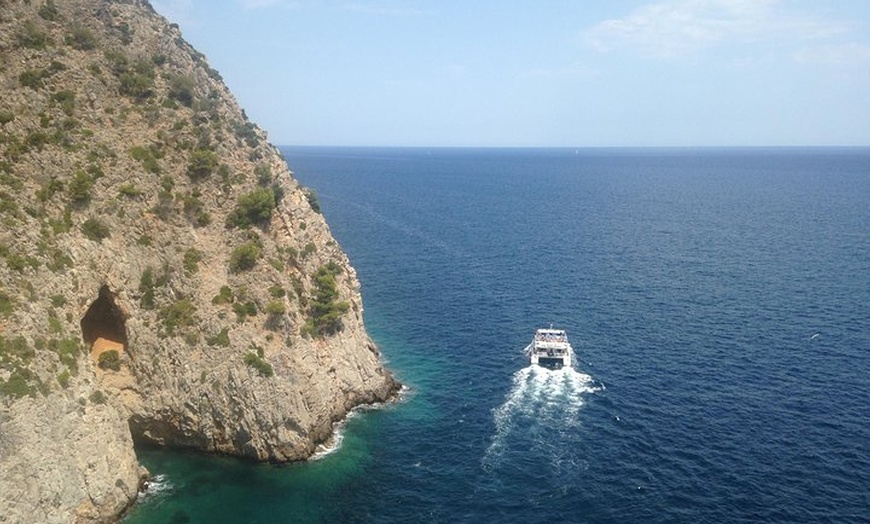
[483,365,601,469]
[486,367,537,460]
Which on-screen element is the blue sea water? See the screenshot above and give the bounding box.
[124,147,870,523]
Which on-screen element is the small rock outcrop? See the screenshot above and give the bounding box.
[0,0,399,522]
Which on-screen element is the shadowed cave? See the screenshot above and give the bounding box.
[80,285,128,353]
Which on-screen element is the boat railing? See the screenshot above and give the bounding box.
[534,334,568,344]
[533,346,567,355]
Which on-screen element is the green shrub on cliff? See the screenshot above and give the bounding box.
[243,351,273,377]
[159,298,196,335]
[17,21,51,50]
[81,218,110,241]
[98,350,121,371]
[168,74,196,107]
[0,368,43,398]
[302,263,349,337]
[5,253,38,272]
[67,170,94,205]
[118,183,142,198]
[304,188,321,214]
[225,187,276,229]
[50,90,76,116]
[183,248,203,275]
[38,0,60,21]
[51,338,81,374]
[57,370,71,388]
[65,26,97,51]
[211,285,234,305]
[182,192,211,226]
[0,335,33,364]
[46,247,73,272]
[48,296,66,309]
[187,148,219,181]
[265,300,286,315]
[19,68,50,89]
[152,189,174,221]
[232,301,257,323]
[254,163,271,186]
[18,61,65,90]
[228,241,261,272]
[0,335,45,398]
[118,59,155,100]
[130,144,161,173]
[206,328,230,347]
[139,266,156,309]
[89,390,107,404]
[232,120,259,148]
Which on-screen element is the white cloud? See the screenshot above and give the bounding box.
[793,42,870,66]
[241,0,277,7]
[340,3,431,16]
[239,0,301,9]
[234,0,426,14]
[586,0,847,57]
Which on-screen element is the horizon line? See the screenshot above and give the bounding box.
[277,144,870,150]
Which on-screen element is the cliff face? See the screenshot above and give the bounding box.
[0,1,398,522]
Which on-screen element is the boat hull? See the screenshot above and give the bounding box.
[525,327,574,370]
[533,355,571,370]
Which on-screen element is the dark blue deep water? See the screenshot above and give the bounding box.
[125,147,870,523]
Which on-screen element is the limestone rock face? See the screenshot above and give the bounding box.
[0,1,398,522]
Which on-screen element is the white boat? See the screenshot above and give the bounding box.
[525,327,573,369]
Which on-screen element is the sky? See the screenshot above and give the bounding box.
[150,1,870,147]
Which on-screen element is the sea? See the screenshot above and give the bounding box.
[124,147,870,523]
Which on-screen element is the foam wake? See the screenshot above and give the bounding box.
[140,474,172,501]
[483,365,601,469]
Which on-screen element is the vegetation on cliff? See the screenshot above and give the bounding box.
[302,262,351,337]
[0,0,361,399]
[0,1,398,522]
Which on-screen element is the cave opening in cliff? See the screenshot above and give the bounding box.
[81,285,128,358]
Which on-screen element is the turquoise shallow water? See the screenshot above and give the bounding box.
[125,147,870,523]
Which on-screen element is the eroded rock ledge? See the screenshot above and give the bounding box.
[0,1,398,522]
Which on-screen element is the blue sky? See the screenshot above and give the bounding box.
[151,1,870,147]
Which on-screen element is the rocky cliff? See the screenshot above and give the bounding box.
[0,1,399,522]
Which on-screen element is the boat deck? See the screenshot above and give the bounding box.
[527,327,574,369]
